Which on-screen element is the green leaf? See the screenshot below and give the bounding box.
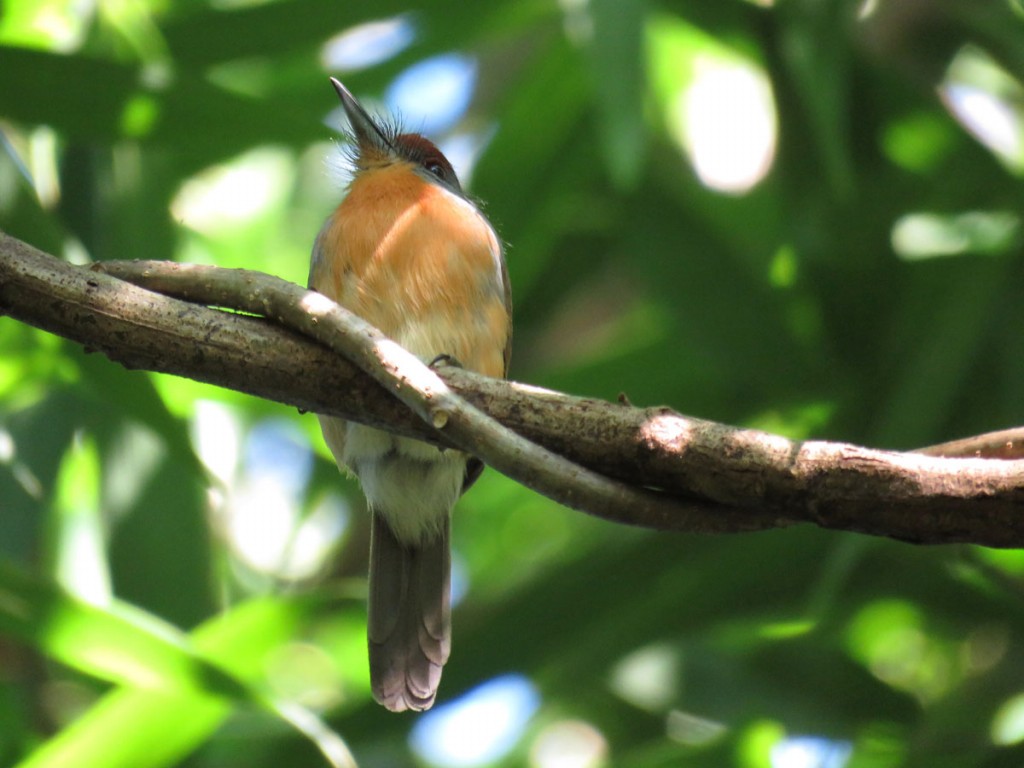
[0,564,359,767]
[586,0,647,188]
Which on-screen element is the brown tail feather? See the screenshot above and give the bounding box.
[367,512,451,712]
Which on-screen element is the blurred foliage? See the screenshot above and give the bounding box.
[1,0,1024,766]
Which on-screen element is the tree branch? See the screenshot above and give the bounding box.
[93,258,736,534]
[2,230,1023,547]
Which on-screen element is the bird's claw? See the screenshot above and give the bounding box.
[429,353,462,370]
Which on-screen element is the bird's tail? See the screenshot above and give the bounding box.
[367,512,451,712]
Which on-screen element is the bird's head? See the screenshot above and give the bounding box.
[330,77,464,198]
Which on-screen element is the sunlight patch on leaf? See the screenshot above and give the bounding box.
[963,624,1010,676]
[530,719,608,768]
[738,720,786,768]
[757,620,816,640]
[0,0,92,51]
[609,643,679,712]
[104,421,166,521]
[206,58,279,98]
[97,0,171,71]
[678,61,776,193]
[846,599,955,703]
[881,112,956,174]
[746,401,835,441]
[649,15,777,194]
[992,691,1024,745]
[966,547,1024,577]
[192,399,242,487]
[0,124,62,207]
[265,641,344,710]
[27,126,61,208]
[170,147,295,234]
[0,425,44,500]
[51,433,109,605]
[941,45,1024,174]
[667,709,727,747]
[120,94,161,138]
[769,245,798,289]
[891,211,1020,260]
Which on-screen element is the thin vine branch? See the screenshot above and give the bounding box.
[94,258,748,533]
[2,230,1024,547]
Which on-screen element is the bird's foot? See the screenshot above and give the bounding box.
[428,353,462,369]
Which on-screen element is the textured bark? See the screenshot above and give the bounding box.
[87,258,725,533]
[3,230,1023,547]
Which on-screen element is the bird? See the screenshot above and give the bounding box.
[309,78,511,712]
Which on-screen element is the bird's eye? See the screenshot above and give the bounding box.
[426,161,445,179]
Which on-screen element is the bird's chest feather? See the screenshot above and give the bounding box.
[312,165,507,377]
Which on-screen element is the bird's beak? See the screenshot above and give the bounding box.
[330,77,392,158]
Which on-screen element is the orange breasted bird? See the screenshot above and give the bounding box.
[309,78,511,712]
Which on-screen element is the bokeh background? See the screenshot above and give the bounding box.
[2,1,1024,766]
